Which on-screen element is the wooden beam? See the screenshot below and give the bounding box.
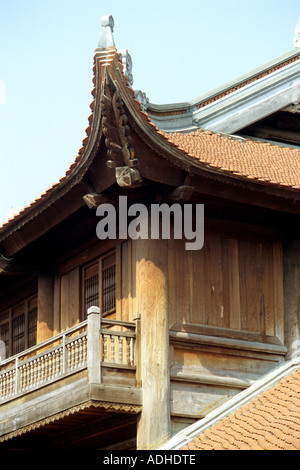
[0,257,34,276]
[250,125,300,145]
[0,185,87,258]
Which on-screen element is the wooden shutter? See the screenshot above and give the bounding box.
[101,252,116,315]
[28,306,37,348]
[84,262,99,312]
[12,313,25,355]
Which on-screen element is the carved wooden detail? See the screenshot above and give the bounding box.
[83,79,143,205]
[101,80,143,188]
[156,175,195,203]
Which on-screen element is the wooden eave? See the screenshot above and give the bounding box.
[1,47,300,261]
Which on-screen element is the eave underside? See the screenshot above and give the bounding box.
[0,400,139,450]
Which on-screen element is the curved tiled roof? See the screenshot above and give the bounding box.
[1,24,300,241]
[163,129,300,190]
[184,368,300,450]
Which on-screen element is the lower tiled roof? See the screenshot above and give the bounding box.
[183,368,300,450]
[163,129,300,190]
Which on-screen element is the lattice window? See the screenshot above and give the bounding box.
[102,252,116,315]
[84,263,99,312]
[12,313,25,355]
[83,251,116,317]
[0,295,37,360]
[28,306,37,348]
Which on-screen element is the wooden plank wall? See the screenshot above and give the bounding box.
[53,229,284,342]
[117,240,137,322]
[167,231,284,341]
[60,267,81,331]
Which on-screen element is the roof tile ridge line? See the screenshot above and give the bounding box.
[159,355,300,450]
[194,53,300,111]
[147,50,300,112]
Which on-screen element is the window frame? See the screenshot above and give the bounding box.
[0,294,37,361]
[82,250,116,318]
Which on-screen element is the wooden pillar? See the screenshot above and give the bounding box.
[135,237,171,450]
[37,272,54,343]
[87,306,101,384]
[283,238,300,359]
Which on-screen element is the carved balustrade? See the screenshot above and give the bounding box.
[0,309,138,403]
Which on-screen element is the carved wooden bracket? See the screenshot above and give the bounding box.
[101,80,143,188]
[157,175,195,202]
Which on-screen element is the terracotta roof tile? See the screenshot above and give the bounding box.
[163,129,300,190]
[183,368,300,450]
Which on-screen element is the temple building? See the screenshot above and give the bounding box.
[0,15,300,450]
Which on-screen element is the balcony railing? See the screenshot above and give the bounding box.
[0,307,139,403]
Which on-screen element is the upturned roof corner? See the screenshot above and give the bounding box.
[2,13,300,258]
[94,15,134,91]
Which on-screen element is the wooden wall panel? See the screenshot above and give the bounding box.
[191,244,205,326]
[167,230,284,340]
[168,238,192,326]
[206,234,223,328]
[238,240,262,333]
[60,267,80,331]
[273,241,284,342]
[37,273,54,343]
[55,230,284,342]
[221,238,240,330]
[118,240,136,322]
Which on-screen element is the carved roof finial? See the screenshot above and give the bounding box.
[97,15,115,49]
[119,49,134,86]
[294,16,300,48]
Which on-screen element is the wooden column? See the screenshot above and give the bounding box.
[135,237,171,450]
[37,272,54,343]
[87,306,101,384]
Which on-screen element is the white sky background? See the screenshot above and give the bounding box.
[0,0,299,224]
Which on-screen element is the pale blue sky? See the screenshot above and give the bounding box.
[0,0,299,224]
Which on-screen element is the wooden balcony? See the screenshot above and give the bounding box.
[0,307,142,448]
